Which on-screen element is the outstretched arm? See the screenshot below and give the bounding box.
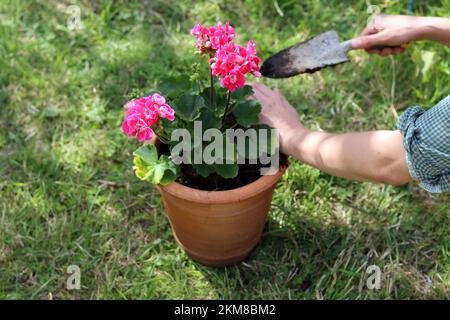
[284,128,411,185]
[251,83,412,185]
[352,15,450,56]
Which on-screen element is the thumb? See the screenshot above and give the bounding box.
[352,32,387,49]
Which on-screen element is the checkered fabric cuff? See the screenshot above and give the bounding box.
[397,95,450,193]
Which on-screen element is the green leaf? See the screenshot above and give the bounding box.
[200,87,213,108]
[232,85,253,101]
[193,163,215,178]
[235,124,278,159]
[233,128,258,160]
[172,93,205,121]
[213,163,239,179]
[254,124,278,156]
[158,117,178,138]
[133,156,151,180]
[233,99,261,128]
[158,155,178,185]
[134,144,157,164]
[199,108,221,129]
[159,75,191,98]
[201,86,228,113]
[132,145,177,185]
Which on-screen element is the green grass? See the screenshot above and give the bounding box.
[0,0,449,299]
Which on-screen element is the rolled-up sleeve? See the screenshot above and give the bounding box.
[397,95,449,193]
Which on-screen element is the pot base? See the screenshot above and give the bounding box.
[172,228,258,267]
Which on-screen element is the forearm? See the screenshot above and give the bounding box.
[414,16,450,46]
[285,129,412,185]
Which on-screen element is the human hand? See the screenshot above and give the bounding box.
[352,15,423,56]
[249,83,305,155]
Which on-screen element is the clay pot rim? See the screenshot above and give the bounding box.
[157,165,286,204]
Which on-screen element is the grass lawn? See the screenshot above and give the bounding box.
[0,0,449,299]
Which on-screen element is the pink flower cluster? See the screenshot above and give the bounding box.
[191,22,235,53]
[122,94,175,142]
[191,21,261,92]
[210,40,261,92]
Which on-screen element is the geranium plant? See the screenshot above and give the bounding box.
[122,22,278,189]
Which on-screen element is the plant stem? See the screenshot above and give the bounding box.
[209,66,214,107]
[155,128,170,143]
[221,91,232,127]
[157,134,170,144]
[209,52,215,108]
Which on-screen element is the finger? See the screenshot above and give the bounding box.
[393,47,404,54]
[249,82,265,90]
[253,83,273,99]
[252,82,274,98]
[252,87,267,98]
[274,88,288,105]
[363,13,387,34]
[249,83,267,99]
[380,47,393,56]
[258,113,268,123]
[252,90,270,107]
[248,82,265,96]
[249,86,267,101]
[361,25,380,36]
[366,48,381,55]
[352,31,387,50]
[258,114,273,127]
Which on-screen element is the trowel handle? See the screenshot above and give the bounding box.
[369,43,411,50]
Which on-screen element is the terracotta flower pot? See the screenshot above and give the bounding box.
[156,166,286,267]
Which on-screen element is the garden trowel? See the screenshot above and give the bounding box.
[261,30,355,78]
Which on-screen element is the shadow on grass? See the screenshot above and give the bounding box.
[187,180,449,299]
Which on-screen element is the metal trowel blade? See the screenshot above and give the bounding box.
[260,30,352,78]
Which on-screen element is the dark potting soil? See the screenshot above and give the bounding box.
[178,162,257,191]
[158,141,287,191]
[178,154,288,191]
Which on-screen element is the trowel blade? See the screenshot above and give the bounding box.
[260,30,352,78]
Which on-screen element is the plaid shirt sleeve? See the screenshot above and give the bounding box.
[397,95,450,193]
